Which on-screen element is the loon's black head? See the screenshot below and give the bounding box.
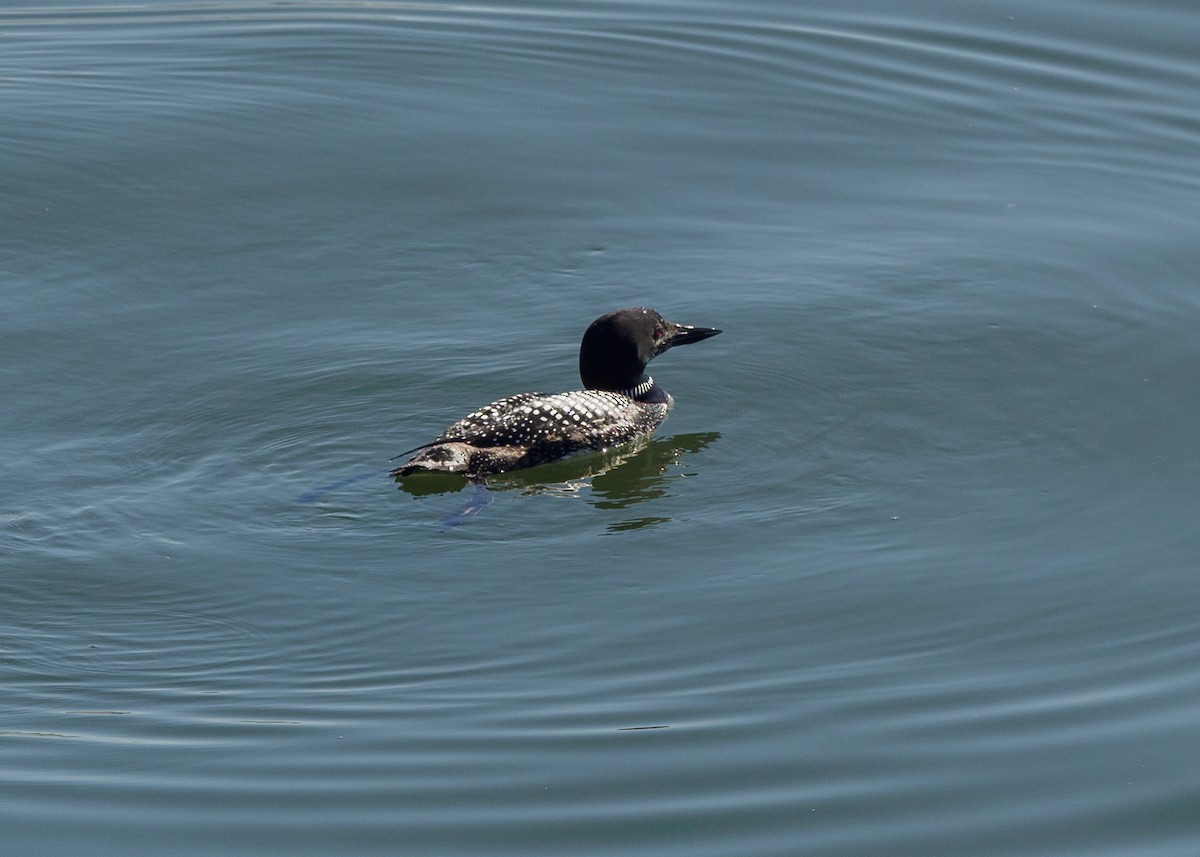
[578,307,721,392]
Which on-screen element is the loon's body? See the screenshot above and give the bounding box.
[392,307,720,478]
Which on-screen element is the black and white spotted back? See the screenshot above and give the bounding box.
[436,390,669,451]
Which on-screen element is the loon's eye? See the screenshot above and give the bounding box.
[654,327,663,339]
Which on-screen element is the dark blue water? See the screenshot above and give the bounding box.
[4,1,1199,854]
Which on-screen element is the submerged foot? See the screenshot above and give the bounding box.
[439,482,494,528]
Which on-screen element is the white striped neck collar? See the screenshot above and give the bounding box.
[620,375,656,400]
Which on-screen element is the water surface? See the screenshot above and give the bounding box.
[3,1,1200,854]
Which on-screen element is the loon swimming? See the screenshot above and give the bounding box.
[391,307,721,478]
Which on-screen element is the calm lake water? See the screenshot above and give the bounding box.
[3,1,1199,854]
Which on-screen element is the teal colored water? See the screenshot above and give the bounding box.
[3,1,1199,854]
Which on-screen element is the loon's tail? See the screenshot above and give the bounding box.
[390,442,474,476]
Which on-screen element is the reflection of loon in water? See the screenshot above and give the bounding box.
[391,307,721,478]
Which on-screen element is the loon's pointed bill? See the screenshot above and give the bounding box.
[392,307,721,478]
[659,322,722,352]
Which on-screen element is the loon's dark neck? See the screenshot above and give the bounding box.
[578,308,659,392]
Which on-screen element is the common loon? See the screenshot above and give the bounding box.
[391,307,721,478]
